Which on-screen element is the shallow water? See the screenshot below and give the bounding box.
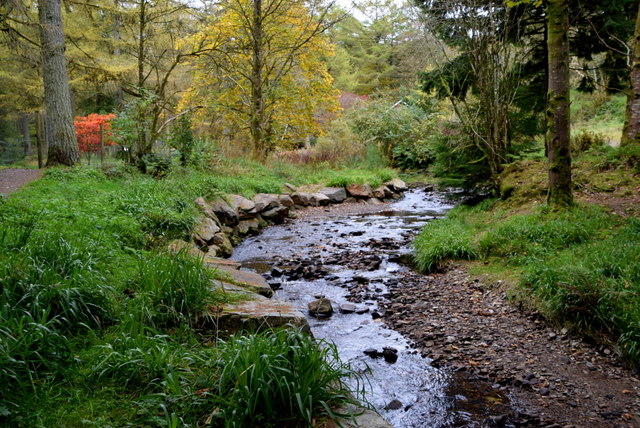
[231,190,510,427]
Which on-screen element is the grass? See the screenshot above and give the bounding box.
[0,158,378,425]
[413,145,640,365]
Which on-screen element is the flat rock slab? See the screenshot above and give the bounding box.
[203,256,241,270]
[333,406,393,428]
[212,298,310,334]
[210,280,266,299]
[215,265,274,298]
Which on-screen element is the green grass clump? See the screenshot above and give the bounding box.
[209,328,364,428]
[413,210,479,273]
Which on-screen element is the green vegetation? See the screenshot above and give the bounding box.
[413,146,640,365]
[0,160,375,425]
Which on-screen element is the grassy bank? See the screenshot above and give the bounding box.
[0,159,379,426]
[413,146,640,365]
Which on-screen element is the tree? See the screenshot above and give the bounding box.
[546,0,572,207]
[621,1,640,147]
[38,0,79,166]
[184,0,340,157]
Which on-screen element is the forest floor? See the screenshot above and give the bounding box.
[0,168,42,196]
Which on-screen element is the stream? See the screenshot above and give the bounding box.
[231,189,513,427]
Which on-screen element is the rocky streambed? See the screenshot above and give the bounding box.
[228,188,640,428]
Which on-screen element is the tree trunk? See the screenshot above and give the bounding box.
[546,0,573,208]
[20,113,32,156]
[621,1,640,147]
[38,0,79,167]
[250,0,265,158]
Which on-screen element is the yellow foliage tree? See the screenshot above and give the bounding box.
[182,0,340,157]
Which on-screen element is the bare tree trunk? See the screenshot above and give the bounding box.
[621,1,640,147]
[250,0,265,158]
[546,0,573,208]
[38,0,79,166]
[20,113,32,156]
[35,111,46,168]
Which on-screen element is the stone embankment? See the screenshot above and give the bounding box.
[168,179,408,335]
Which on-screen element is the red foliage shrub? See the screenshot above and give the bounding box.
[74,114,116,153]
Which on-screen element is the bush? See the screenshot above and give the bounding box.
[208,329,364,428]
[571,130,606,154]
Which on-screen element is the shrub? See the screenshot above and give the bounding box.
[208,328,364,428]
[571,130,606,154]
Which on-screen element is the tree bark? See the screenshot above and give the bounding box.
[546,0,573,208]
[20,113,32,156]
[250,0,266,158]
[38,0,79,166]
[621,1,640,147]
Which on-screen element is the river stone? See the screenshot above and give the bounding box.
[339,303,357,313]
[308,298,333,317]
[386,178,408,192]
[194,217,220,245]
[367,198,383,205]
[319,187,347,203]
[336,405,394,428]
[167,239,204,258]
[278,194,295,207]
[204,245,220,258]
[346,183,373,198]
[291,191,313,206]
[203,255,241,270]
[215,266,274,297]
[236,217,261,235]
[384,399,403,411]
[261,205,289,223]
[212,232,233,257]
[383,347,398,363]
[373,185,392,199]
[210,199,239,226]
[194,197,219,221]
[253,193,281,212]
[309,192,331,206]
[284,182,297,192]
[227,194,256,218]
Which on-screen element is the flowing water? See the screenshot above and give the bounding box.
[231,189,511,427]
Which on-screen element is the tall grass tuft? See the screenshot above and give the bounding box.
[209,328,365,428]
[413,213,479,273]
[129,251,213,326]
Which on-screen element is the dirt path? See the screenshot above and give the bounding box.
[0,168,43,196]
[380,266,640,427]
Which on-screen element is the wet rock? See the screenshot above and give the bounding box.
[195,197,219,220]
[212,232,233,257]
[373,185,392,199]
[383,347,398,363]
[236,217,261,235]
[291,192,313,206]
[284,182,297,192]
[385,178,408,192]
[309,193,331,206]
[262,206,289,224]
[363,348,380,358]
[308,298,333,317]
[227,194,256,218]
[210,199,239,226]
[278,194,295,207]
[319,187,347,203]
[270,267,283,277]
[384,399,403,411]
[253,193,282,212]
[194,217,221,245]
[339,303,357,313]
[346,183,373,198]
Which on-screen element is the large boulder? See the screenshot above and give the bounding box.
[385,178,408,192]
[236,217,262,235]
[212,232,233,257]
[167,239,204,258]
[309,193,331,206]
[194,217,221,245]
[278,194,295,207]
[195,197,219,221]
[373,185,392,199]
[308,298,333,317]
[262,205,289,224]
[319,187,347,203]
[210,199,239,226]
[227,194,256,219]
[253,193,282,212]
[291,192,313,206]
[346,183,373,198]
